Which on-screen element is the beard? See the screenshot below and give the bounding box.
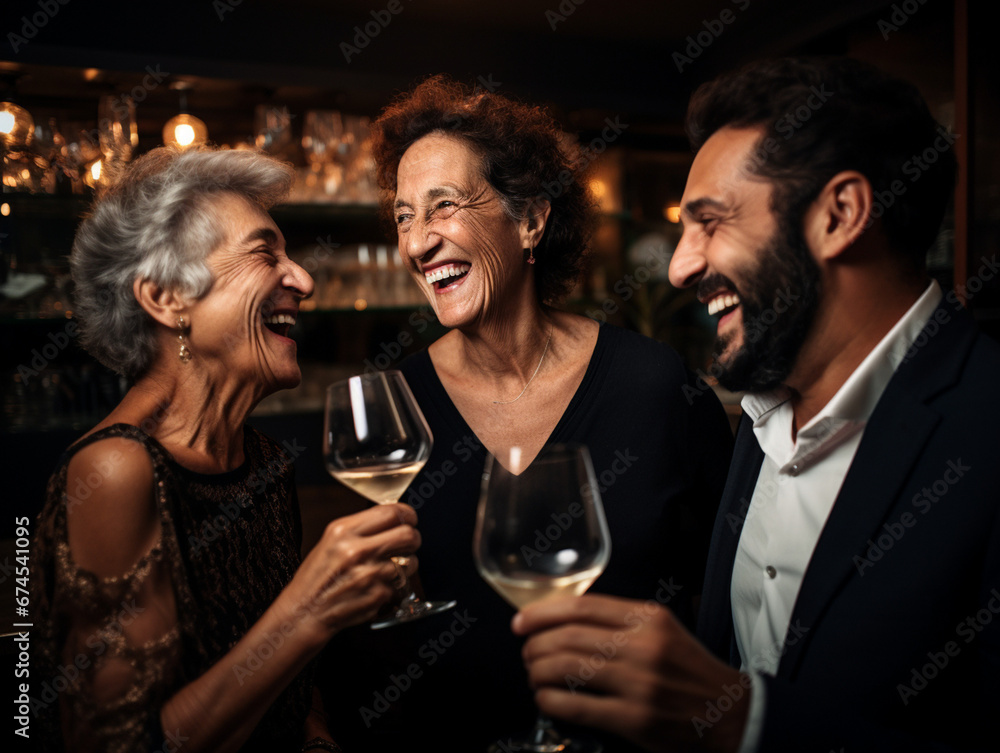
[706,216,822,393]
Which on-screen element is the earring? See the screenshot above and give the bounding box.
[526,247,535,265]
[177,316,192,363]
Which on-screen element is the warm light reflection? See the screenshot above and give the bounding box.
[665,205,681,223]
[0,203,10,217]
[589,179,607,201]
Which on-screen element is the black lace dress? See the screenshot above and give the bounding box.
[30,423,313,753]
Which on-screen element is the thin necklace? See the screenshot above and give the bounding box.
[492,324,553,405]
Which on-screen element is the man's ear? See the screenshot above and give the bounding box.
[519,198,552,250]
[133,278,188,329]
[803,170,873,261]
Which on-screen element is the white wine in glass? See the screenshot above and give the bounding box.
[324,370,456,629]
[474,444,611,753]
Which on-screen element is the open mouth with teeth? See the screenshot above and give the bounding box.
[262,312,297,339]
[707,292,741,319]
[424,263,471,292]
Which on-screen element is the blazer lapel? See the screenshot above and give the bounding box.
[698,413,763,665]
[777,300,978,679]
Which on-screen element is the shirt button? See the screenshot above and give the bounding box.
[789,464,800,476]
[765,566,777,579]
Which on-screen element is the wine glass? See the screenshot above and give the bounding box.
[474,444,611,753]
[323,370,457,629]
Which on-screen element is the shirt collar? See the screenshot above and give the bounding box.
[741,280,943,473]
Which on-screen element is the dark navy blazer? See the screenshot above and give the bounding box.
[697,298,1000,752]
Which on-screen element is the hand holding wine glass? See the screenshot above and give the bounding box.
[474,444,611,753]
[324,370,456,629]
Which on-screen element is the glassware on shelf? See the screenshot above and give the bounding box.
[337,115,376,205]
[98,94,137,175]
[301,110,346,202]
[255,104,297,162]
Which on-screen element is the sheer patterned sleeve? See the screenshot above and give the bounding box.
[32,428,186,753]
[51,534,182,753]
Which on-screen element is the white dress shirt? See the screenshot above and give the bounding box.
[733,280,942,752]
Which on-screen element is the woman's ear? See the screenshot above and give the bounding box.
[803,170,873,262]
[519,198,552,250]
[134,278,188,329]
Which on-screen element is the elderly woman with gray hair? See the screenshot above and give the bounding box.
[31,146,420,753]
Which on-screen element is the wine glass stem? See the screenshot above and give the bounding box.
[529,712,567,751]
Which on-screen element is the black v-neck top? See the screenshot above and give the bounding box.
[321,323,734,752]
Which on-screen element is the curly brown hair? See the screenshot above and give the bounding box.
[370,75,595,303]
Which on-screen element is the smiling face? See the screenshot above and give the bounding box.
[670,126,822,392]
[393,132,531,329]
[183,192,314,394]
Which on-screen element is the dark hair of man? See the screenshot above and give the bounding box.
[685,56,957,270]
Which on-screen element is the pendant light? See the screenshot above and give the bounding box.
[162,83,208,149]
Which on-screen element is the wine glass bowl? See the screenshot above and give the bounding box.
[323,370,456,628]
[474,444,611,752]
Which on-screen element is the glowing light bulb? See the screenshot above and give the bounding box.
[0,102,34,147]
[665,205,681,223]
[90,160,102,181]
[174,123,196,146]
[162,113,208,149]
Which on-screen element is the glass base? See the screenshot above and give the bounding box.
[488,717,603,753]
[370,598,457,630]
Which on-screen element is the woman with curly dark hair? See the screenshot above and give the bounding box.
[319,76,734,753]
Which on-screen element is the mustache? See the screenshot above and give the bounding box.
[696,273,739,301]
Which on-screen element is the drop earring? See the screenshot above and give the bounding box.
[526,247,535,265]
[177,316,192,363]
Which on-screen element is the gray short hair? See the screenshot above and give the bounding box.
[71,146,294,380]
